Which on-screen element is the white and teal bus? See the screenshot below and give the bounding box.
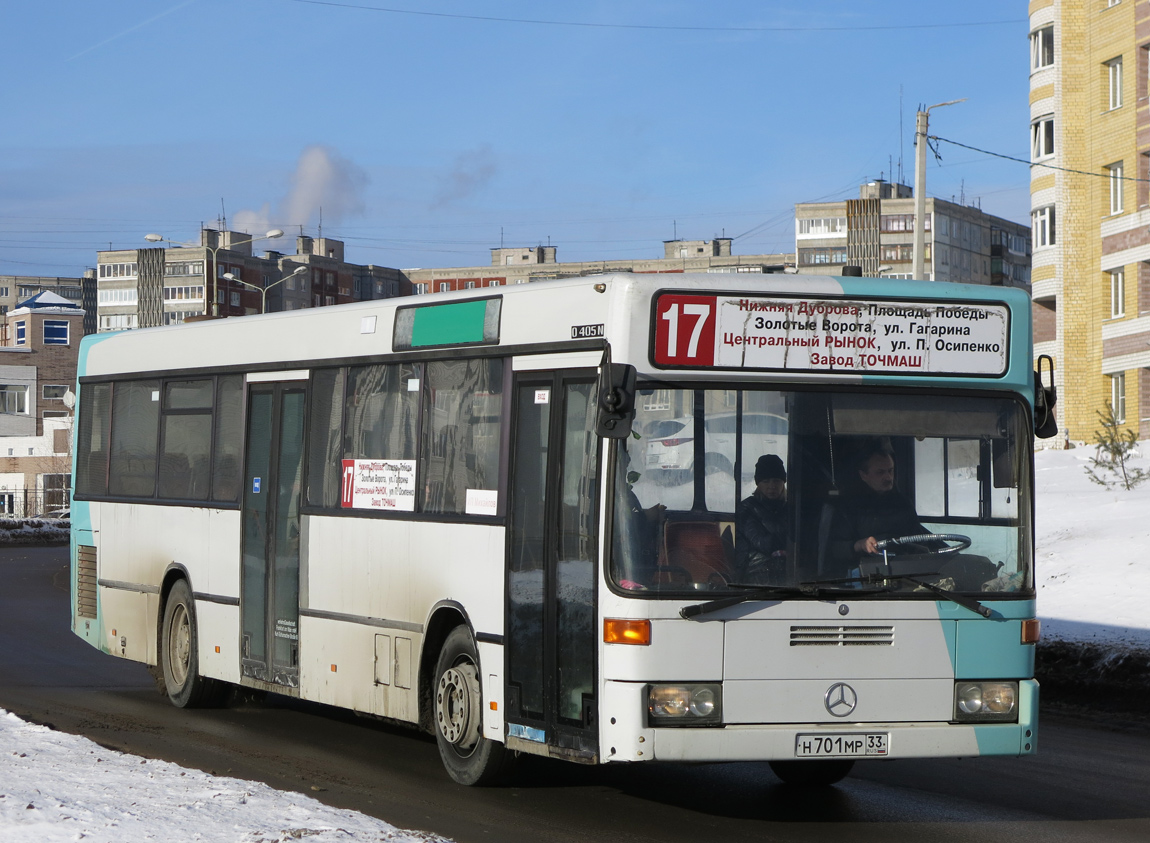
[70,272,1056,786]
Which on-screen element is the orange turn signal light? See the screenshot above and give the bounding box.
[1021,618,1041,644]
[604,618,651,645]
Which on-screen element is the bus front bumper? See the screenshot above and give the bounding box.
[600,679,1038,763]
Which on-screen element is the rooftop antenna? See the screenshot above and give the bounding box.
[960,179,966,206]
[500,226,504,248]
[318,206,323,238]
[220,198,227,231]
[899,85,904,185]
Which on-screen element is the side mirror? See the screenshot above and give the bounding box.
[596,363,636,439]
[1034,354,1058,439]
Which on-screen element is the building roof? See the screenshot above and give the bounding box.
[16,290,82,311]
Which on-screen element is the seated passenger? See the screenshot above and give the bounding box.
[735,454,789,583]
[827,445,942,576]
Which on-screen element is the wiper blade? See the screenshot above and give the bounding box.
[680,585,808,619]
[803,571,993,618]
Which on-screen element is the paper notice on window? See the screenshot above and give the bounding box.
[465,489,498,516]
[340,459,416,511]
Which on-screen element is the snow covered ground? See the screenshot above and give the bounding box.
[0,710,449,843]
[1034,445,1150,649]
[1,444,1146,841]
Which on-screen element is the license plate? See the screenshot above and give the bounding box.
[794,733,889,757]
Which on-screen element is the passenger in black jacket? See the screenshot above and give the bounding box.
[828,446,941,575]
[736,454,789,583]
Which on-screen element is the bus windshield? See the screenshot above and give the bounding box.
[611,386,1032,599]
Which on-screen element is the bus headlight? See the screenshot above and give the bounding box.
[954,682,1018,722]
[647,683,722,726]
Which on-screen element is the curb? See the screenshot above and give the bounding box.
[1036,639,1150,720]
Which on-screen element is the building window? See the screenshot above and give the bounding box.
[14,321,26,346]
[1110,269,1126,317]
[464,281,476,289]
[1031,116,1055,160]
[0,385,28,415]
[229,292,241,307]
[796,217,847,236]
[880,214,930,233]
[1032,205,1057,247]
[1112,373,1127,422]
[414,283,429,295]
[438,282,450,293]
[98,314,138,332]
[43,385,69,400]
[44,320,69,345]
[1107,162,1125,214]
[1107,57,1124,109]
[1031,25,1054,71]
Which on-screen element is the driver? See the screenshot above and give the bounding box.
[827,444,942,574]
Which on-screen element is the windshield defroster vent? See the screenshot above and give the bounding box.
[789,625,894,646]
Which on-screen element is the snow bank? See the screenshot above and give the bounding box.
[0,518,69,546]
[0,710,451,843]
[1034,446,1150,648]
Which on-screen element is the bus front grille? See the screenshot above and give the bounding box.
[76,545,97,619]
[788,625,894,646]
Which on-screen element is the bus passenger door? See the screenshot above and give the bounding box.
[241,378,306,688]
[506,372,600,762]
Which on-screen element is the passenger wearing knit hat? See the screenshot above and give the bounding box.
[754,454,787,483]
[736,454,789,583]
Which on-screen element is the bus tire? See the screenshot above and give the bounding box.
[160,579,226,709]
[433,626,513,786]
[769,759,854,786]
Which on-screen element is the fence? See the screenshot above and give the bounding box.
[0,487,70,519]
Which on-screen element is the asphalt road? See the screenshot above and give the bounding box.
[3,544,1149,843]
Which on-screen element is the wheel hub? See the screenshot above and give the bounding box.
[436,662,480,751]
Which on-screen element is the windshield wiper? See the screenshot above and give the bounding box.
[804,571,993,618]
[681,582,857,619]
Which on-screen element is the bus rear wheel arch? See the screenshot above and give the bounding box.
[431,625,514,786]
[159,578,227,708]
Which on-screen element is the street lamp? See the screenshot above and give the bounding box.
[912,98,966,281]
[144,228,284,317]
[223,266,307,314]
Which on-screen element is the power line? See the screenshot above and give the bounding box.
[286,1,1025,33]
[931,135,1150,182]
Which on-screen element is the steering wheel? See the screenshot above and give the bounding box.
[874,533,971,555]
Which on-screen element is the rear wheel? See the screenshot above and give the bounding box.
[160,579,227,708]
[433,625,514,786]
[769,759,855,786]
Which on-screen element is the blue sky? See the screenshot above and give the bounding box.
[0,1,1031,276]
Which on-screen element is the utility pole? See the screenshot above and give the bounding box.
[912,98,966,280]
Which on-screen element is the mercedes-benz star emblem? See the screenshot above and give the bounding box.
[824,682,858,718]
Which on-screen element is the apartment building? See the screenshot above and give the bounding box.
[1029,0,1150,440]
[794,179,1032,287]
[95,230,408,331]
[0,274,97,337]
[403,239,793,294]
[0,291,85,515]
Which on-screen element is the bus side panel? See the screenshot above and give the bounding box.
[301,517,505,725]
[298,615,422,722]
[195,602,241,684]
[89,503,241,675]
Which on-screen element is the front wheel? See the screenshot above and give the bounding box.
[160,579,227,708]
[433,626,514,786]
[769,759,855,786]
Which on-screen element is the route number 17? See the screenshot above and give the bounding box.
[654,295,716,366]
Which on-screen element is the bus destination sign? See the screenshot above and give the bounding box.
[652,293,1010,376]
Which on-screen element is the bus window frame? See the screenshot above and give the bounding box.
[606,378,1035,602]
